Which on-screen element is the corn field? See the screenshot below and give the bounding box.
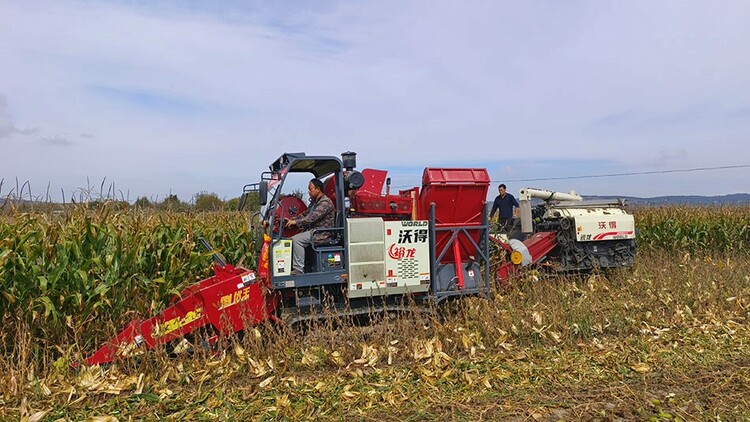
[0,205,258,355]
[1,204,749,420]
[1,204,748,357]
[634,205,750,254]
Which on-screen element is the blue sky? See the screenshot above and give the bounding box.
[2,0,750,202]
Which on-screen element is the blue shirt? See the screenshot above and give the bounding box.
[490,193,519,220]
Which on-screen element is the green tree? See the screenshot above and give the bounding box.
[224,197,240,211]
[161,194,185,211]
[194,191,224,211]
[88,199,129,211]
[134,196,152,209]
[235,192,261,212]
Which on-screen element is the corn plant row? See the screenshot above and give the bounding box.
[0,205,257,352]
[632,205,750,254]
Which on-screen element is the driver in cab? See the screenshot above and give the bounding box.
[284,178,335,275]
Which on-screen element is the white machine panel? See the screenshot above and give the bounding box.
[271,239,293,276]
[574,213,636,242]
[383,220,431,293]
[347,218,386,298]
[347,218,431,298]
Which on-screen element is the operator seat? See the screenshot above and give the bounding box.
[302,174,346,273]
[304,210,345,273]
[313,174,342,247]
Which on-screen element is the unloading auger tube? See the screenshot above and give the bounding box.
[519,188,583,234]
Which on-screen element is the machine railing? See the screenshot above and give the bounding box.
[429,203,492,303]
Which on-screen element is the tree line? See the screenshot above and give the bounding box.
[0,191,261,213]
[133,191,261,212]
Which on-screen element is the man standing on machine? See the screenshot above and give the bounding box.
[489,183,519,233]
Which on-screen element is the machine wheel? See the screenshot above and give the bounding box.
[598,255,609,268]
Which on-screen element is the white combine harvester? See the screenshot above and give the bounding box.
[508,188,636,271]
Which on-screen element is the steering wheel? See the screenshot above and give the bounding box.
[270,195,307,237]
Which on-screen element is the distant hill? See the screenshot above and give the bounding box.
[587,193,750,206]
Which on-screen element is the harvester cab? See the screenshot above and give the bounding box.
[248,152,354,286]
[242,151,494,324]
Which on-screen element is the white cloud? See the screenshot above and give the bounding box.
[0,94,38,138]
[0,96,18,139]
[1,0,750,199]
[39,135,74,147]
